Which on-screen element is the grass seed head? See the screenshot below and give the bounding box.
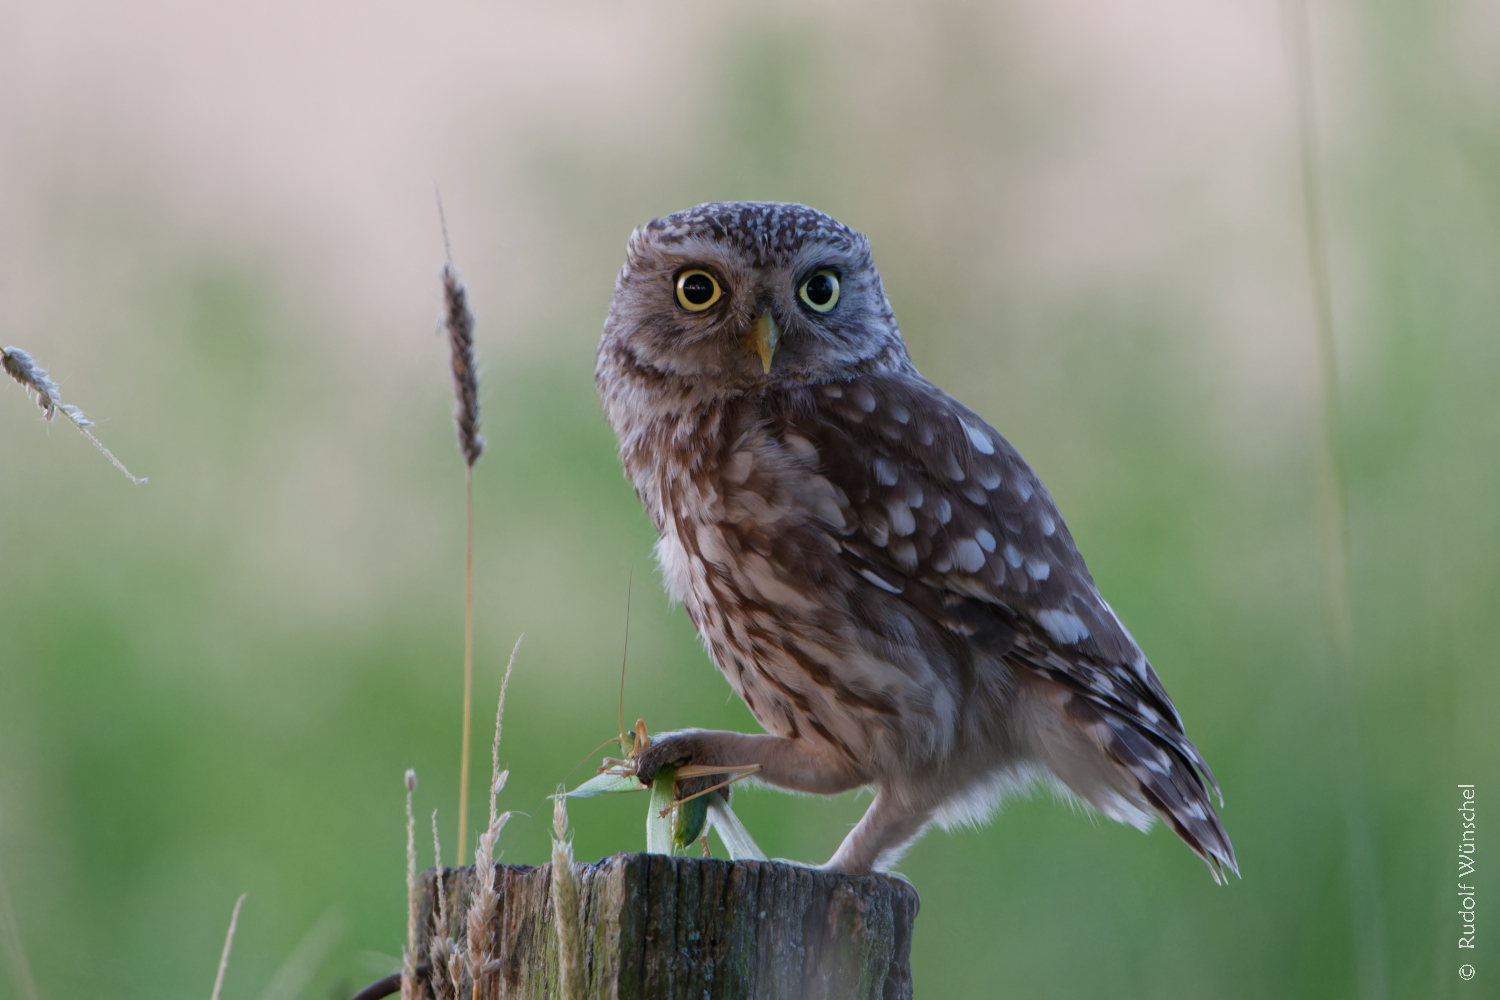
[1,348,62,419]
[2,345,146,484]
[441,267,483,468]
[549,788,583,1000]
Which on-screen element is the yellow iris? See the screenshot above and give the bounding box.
[798,270,840,313]
[675,270,722,312]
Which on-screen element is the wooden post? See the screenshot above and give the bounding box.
[415,853,919,1000]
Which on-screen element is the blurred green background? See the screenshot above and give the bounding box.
[1,1,1496,997]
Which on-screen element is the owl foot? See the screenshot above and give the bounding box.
[631,728,735,804]
[636,728,870,794]
[823,789,934,875]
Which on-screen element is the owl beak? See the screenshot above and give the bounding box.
[747,311,781,375]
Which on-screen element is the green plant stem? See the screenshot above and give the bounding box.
[457,467,475,866]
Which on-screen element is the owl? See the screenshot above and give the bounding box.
[596,202,1236,880]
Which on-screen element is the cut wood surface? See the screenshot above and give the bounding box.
[416,853,919,1000]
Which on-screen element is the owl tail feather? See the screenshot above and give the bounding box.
[1099,712,1240,884]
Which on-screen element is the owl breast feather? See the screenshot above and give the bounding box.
[638,391,974,768]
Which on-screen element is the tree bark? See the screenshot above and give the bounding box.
[416,853,918,1000]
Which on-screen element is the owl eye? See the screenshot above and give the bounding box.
[675,270,722,312]
[799,270,841,313]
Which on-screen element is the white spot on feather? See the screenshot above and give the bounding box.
[1037,609,1090,645]
[886,500,916,537]
[722,450,754,486]
[977,468,1001,490]
[783,434,818,462]
[813,494,846,531]
[934,497,952,524]
[889,403,910,424]
[1026,559,1050,581]
[1040,513,1056,536]
[859,568,904,594]
[1003,544,1023,568]
[888,538,918,572]
[737,551,816,611]
[873,457,899,486]
[953,538,986,573]
[1016,480,1034,502]
[694,521,733,565]
[654,533,693,603]
[1138,703,1161,725]
[975,529,996,552]
[1096,790,1156,833]
[962,421,996,455]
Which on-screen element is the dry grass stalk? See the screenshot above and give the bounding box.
[402,770,421,1000]
[489,636,519,802]
[550,791,584,1000]
[2,345,146,484]
[446,934,467,1000]
[427,810,454,999]
[463,777,510,1000]
[431,811,449,933]
[436,204,484,870]
[456,492,475,872]
[210,893,247,1000]
[438,192,483,470]
[463,636,521,999]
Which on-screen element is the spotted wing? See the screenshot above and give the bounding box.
[772,373,1237,880]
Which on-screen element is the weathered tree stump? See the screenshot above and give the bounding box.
[415,853,918,1000]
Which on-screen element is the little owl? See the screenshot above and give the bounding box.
[596,201,1236,880]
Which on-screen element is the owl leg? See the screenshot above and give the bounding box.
[634,728,868,795]
[823,789,933,874]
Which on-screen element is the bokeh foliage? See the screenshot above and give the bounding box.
[1,3,1497,998]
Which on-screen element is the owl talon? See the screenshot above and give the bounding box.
[629,729,735,805]
[629,729,703,786]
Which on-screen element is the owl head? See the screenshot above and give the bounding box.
[599,202,912,391]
